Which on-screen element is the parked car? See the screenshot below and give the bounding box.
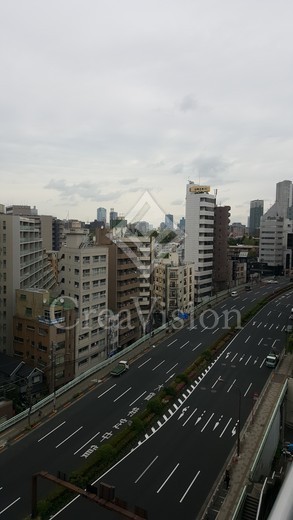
[245,285,252,291]
[231,291,238,297]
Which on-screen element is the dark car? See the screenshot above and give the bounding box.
[245,285,252,291]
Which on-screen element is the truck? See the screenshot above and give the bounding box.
[110,360,129,376]
[265,353,279,368]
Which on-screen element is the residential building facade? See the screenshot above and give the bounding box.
[184,182,215,303]
[58,231,109,376]
[0,209,56,355]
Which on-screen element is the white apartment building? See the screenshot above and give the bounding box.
[0,210,56,354]
[184,182,215,303]
[58,231,110,376]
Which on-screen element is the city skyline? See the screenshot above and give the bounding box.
[1,1,293,224]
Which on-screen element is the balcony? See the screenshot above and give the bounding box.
[38,316,65,325]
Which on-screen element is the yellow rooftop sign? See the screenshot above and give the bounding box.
[189,185,210,193]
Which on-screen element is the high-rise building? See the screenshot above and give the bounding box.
[97,207,107,226]
[109,208,118,228]
[184,182,215,303]
[165,214,174,230]
[259,180,293,274]
[249,200,264,237]
[0,208,56,354]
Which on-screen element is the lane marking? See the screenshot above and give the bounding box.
[38,421,66,443]
[220,418,232,438]
[135,455,159,483]
[179,470,200,503]
[182,408,198,427]
[56,427,83,449]
[227,379,236,393]
[74,431,101,455]
[201,412,214,432]
[245,355,252,365]
[180,341,190,349]
[114,387,132,402]
[166,363,178,374]
[245,335,250,343]
[152,360,165,371]
[98,384,116,399]
[244,383,252,397]
[138,358,151,368]
[167,339,178,347]
[258,338,263,345]
[230,353,238,363]
[157,463,179,493]
[129,391,147,407]
[0,496,21,515]
[192,342,202,351]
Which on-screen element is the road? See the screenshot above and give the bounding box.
[0,281,291,519]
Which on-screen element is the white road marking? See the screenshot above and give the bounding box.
[129,391,147,406]
[180,341,190,349]
[182,408,198,427]
[230,353,238,363]
[227,379,236,393]
[166,363,178,374]
[245,355,252,365]
[212,327,219,335]
[38,421,66,443]
[152,360,165,371]
[138,358,151,368]
[258,338,263,345]
[157,463,179,493]
[245,335,250,343]
[56,427,83,449]
[74,431,101,455]
[179,470,200,503]
[213,415,223,430]
[192,342,202,351]
[219,418,232,438]
[201,412,214,432]
[0,497,21,516]
[257,322,262,328]
[167,339,178,347]
[98,384,116,399]
[244,383,252,397]
[165,372,176,383]
[135,456,158,483]
[113,387,132,402]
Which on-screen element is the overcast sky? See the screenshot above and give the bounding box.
[1,0,293,226]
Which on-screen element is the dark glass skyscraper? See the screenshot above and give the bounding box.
[249,200,264,237]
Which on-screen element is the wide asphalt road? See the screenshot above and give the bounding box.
[49,285,292,520]
[0,281,291,519]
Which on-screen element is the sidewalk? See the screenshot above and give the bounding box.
[203,353,293,520]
